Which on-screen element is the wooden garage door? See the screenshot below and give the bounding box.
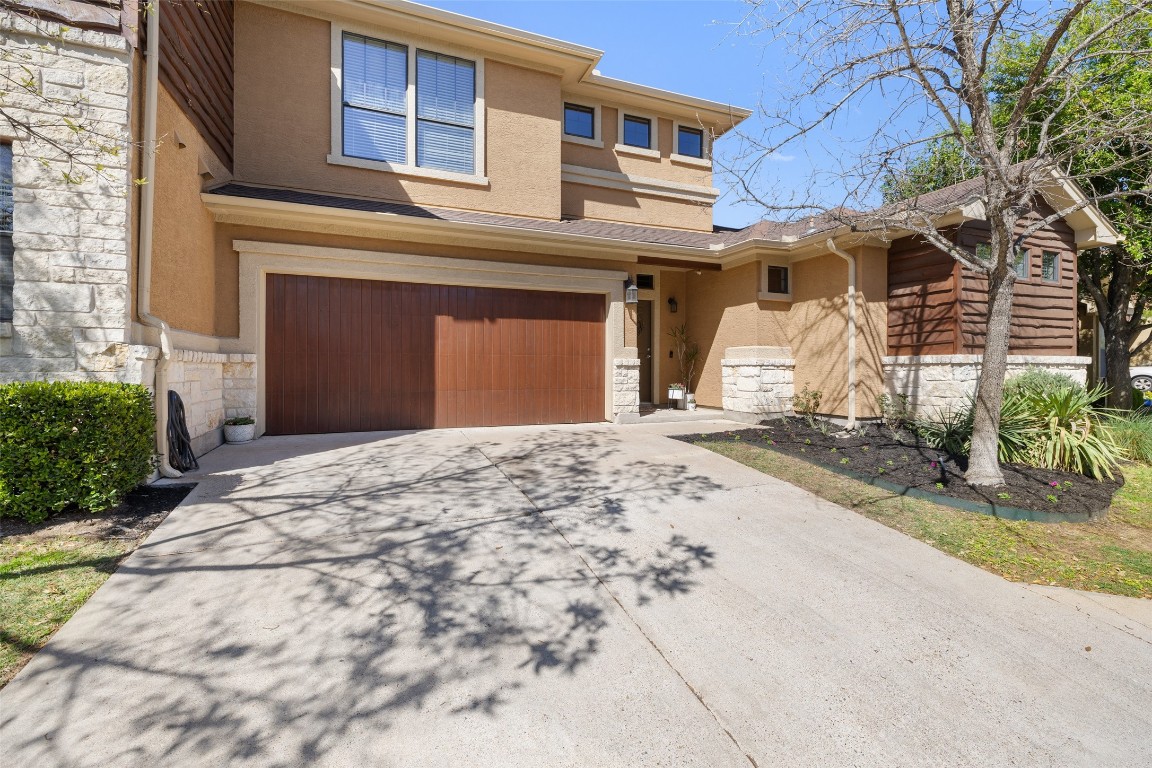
[264,274,606,434]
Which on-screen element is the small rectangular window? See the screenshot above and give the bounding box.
[564,103,595,139]
[677,126,704,158]
[975,242,991,262]
[1014,251,1029,279]
[765,266,789,295]
[636,274,654,290]
[622,115,651,149]
[1,142,12,324]
[1041,251,1059,283]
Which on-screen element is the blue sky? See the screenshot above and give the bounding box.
[416,0,847,228]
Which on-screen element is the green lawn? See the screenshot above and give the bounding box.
[0,536,135,686]
[701,440,1152,598]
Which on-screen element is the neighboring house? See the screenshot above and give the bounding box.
[0,0,1122,463]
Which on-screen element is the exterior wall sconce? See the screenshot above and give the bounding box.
[624,278,639,305]
[667,296,678,314]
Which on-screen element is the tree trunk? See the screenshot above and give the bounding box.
[1103,307,1134,409]
[966,266,1014,487]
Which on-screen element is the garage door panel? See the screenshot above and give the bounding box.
[265,274,605,434]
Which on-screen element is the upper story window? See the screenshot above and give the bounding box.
[1041,250,1059,283]
[1,142,12,324]
[334,30,485,182]
[564,103,595,139]
[765,265,789,295]
[343,34,408,165]
[622,114,652,149]
[415,51,476,174]
[676,126,704,159]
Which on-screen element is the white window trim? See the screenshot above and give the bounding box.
[1041,250,1061,284]
[758,259,792,302]
[329,22,487,184]
[615,109,659,158]
[562,100,602,149]
[671,120,711,167]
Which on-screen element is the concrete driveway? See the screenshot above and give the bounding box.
[2,421,1151,766]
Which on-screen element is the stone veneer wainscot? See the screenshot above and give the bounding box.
[884,354,1091,415]
[0,15,133,378]
[721,347,795,423]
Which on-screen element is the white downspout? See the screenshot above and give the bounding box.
[139,3,181,478]
[826,238,857,430]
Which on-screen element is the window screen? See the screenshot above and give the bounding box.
[1042,251,1059,283]
[677,126,704,158]
[765,266,789,295]
[416,50,476,174]
[564,103,595,139]
[342,34,408,164]
[622,115,651,149]
[1,143,12,324]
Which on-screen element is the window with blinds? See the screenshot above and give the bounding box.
[341,34,478,175]
[416,50,475,174]
[342,34,408,164]
[1,143,13,324]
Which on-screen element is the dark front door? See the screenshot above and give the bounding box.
[264,274,606,434]
[637,299,653,403]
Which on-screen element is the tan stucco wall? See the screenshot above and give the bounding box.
[560,106,714,231]
[787,248,887,419]
[232,2,562,219]
[151,84,230,335]
[686,262,760,408]
[681,248,888,417]
[561,184,713,231]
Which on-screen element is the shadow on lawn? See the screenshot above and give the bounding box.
[0,427,721,765]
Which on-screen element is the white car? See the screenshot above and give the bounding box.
[1133,365,1152,392]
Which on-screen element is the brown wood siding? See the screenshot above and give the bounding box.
[955,199,1079,355]
[158,0,234,168]
[264,274,606,434]
[886,200,1079,356]
[886,230,960,355]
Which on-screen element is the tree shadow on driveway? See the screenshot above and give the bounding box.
[0,427,739,767]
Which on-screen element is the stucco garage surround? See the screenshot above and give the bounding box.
[233,241,631,435]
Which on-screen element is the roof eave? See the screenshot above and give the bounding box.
[200,192,731,263]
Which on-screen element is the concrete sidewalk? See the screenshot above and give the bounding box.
[2,421,1150,766]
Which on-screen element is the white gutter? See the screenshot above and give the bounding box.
[825,239,857,430]
[138,3,181,478]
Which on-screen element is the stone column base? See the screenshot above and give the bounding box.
[721,348,795,421]
[612,356,641,422]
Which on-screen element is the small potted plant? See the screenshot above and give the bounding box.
[668,382,685,403]
[223,416,256,444]
[668,324,700,411]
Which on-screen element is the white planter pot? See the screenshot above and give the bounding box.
[686,394,697,411]
[224,423,256,444]
[668,387,684,402]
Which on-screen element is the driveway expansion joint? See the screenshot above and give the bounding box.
[462,430,759,766]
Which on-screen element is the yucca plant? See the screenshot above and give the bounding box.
[1022,383,1119,479]
[915,390,1038,465]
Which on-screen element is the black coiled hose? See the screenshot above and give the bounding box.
[166,390,199,472]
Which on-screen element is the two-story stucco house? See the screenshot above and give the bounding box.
[0,0,1121,468]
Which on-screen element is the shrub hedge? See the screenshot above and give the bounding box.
[0,382,156,523]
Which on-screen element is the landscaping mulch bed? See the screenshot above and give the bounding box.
[1,484,195,542]
[675,418,1124,519]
